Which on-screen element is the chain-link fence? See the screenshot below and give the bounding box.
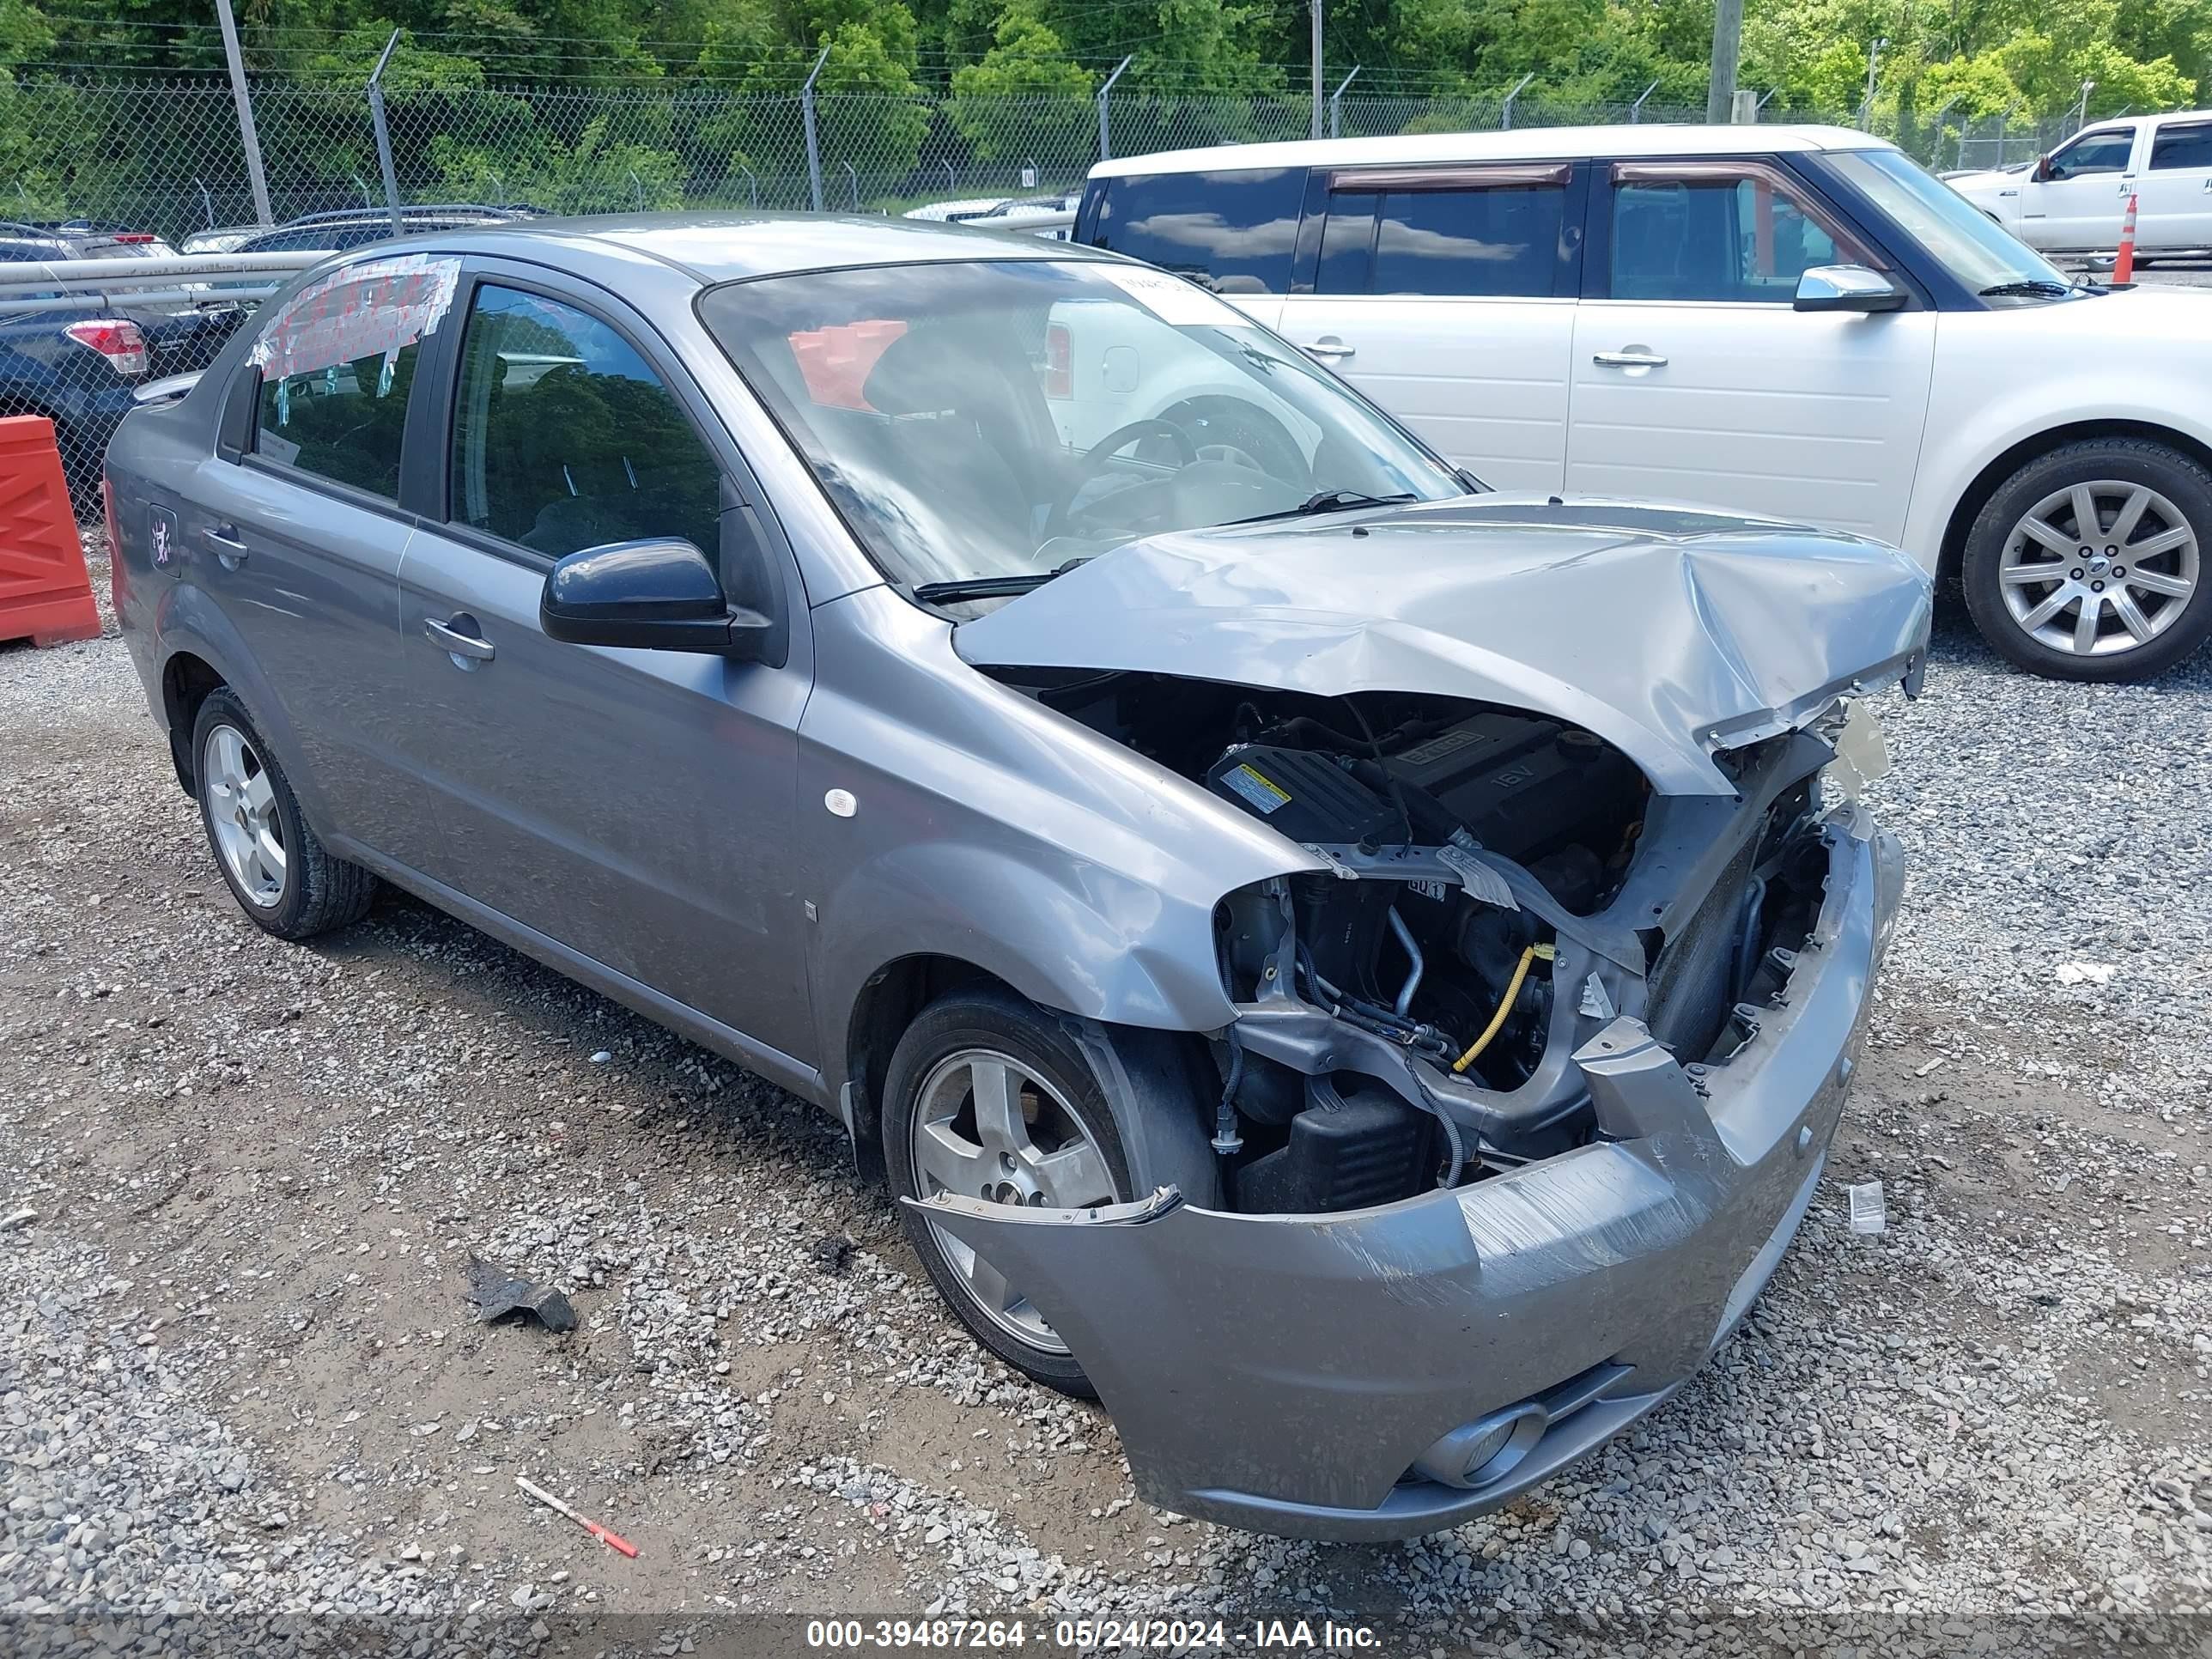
[0,70,2128,242]
[0,64,2158,514]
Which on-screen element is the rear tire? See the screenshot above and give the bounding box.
[191,687,378,939]
[884,989,1133,1397]
[1960,437,2212,682]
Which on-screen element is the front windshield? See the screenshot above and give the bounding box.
[697,258,1464,592]
[1825,149,2077,298]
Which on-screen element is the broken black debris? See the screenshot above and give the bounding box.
[811,1235,855,1276]
[465,1254,578,1333]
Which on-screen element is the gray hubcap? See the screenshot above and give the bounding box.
[911,1048,1115,1353]
[203,723,286,908]
[1999,479,2200,657]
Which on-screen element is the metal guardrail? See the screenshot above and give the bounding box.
[0,249,322,315]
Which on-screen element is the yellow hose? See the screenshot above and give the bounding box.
[1451,942,1555,1074]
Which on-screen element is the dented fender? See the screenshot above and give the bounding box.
[908,807,1904,1540]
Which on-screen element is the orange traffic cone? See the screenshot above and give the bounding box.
[2112,192,2139,285]
[0,415,100,648]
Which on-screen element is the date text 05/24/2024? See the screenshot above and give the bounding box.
[804,1618,1383,1650]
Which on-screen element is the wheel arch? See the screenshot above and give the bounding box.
[1936,419,2212,586]
[150,592,337,834]
[842,952,1220,1205]
[843,954,1024,1184]
[160,649,227,792]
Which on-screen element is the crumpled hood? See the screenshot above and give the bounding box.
[956,495,1933,795]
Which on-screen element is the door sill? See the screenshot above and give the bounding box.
[333,838,830,1109]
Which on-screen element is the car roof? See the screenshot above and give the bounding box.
[391,210,1104,286]
[239,216,512,250]
[1090,122,1894,178]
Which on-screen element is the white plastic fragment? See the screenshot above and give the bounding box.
[1848,1180,1887,1235]
[2055,961,2117,987]
[1578,973,1616,1020]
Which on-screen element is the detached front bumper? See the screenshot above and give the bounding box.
[915,806,1905,1541]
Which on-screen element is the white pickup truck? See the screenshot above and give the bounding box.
[1948,110,2212,255]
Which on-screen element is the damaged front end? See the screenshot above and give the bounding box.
[914,685,1905,1540]
[910,504,1925,1540]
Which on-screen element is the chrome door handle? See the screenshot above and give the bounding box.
[1301,340,1356,359]
[423,616,495,662]
[1593,349,1668,368]
[202,525,246,567]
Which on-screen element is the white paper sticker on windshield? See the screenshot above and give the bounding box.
[1093,264,1248,327]
[250,252,461,381]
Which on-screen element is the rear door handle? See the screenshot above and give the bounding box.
[1593,349,1668,368]
[423,616,495,663]
[202,524,246,568]
[1301,339,1356,359]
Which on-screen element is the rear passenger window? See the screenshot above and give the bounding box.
[1318,179,1568,297]
[2150,123,2212,172]
[249,253,459,499]
[1083,167,1304,294]
[447,284,721,560]
[1609,175,1845,303]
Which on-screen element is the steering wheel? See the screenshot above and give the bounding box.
[1046,418,1200,538]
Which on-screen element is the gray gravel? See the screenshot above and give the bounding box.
[6,525,2212,1653]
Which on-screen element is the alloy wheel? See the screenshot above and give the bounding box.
[203,723,287,908]
[1998,479,2200,659]
[910,1048,1116,1353]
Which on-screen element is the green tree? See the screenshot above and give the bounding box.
[949,0,1092,163]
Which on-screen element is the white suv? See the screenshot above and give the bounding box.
[1073,125,2212,681]
[1948,111,2212,256]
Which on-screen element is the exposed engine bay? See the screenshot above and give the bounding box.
[995,669,1859,1218]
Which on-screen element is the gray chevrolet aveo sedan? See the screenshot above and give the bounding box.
[106,213,1929,1541]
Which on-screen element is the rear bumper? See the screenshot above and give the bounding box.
[914,805,1903,1540]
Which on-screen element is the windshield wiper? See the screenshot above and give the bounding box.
[911,556,1091,606]
[1978,278,2075,298]
[1231,489,1419,526]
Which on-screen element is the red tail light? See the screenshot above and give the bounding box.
[64,319,148,377]
[112,232,155,243]
[1043,322,1072,398]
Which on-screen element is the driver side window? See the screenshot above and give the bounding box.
[1609,173,1850,303]
[448,284,721,560]
[2049,129,2135,179]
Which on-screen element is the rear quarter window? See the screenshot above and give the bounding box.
[1081,167,1305,294]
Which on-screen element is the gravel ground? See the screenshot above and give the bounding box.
[7,497,2212,1656]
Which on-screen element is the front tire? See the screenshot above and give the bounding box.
[1961,438,2212,682]
[192,687,378,939]
[884,989,1132,1396]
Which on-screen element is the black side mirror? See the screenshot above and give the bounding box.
[540,538,773,658]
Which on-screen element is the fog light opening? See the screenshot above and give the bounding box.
[1413,1401,1549,1491]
